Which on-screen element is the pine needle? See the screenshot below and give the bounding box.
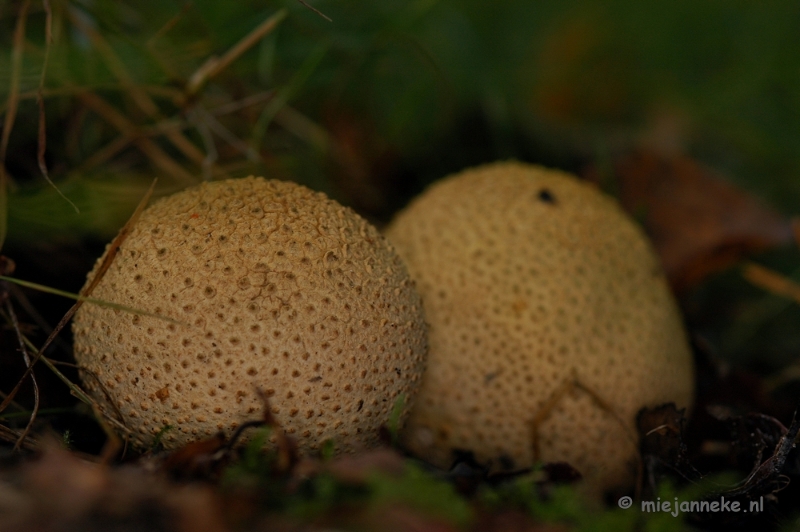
[742,262,800,305]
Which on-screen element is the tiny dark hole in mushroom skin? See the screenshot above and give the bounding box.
[537,188,557,204]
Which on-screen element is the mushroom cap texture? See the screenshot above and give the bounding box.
[385,161,694,494]
[72,176,427,453]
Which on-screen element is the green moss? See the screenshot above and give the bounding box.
[367,463,472,527]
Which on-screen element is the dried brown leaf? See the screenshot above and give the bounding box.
[586,150,794,291]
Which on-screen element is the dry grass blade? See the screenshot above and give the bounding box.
[9,283,72,356]
[0,423,39,451]
[147,2,193,48]
[5,300,40,450]
[36,0,79,214]
[0,0,28,165]
[0,276,185,325]
[75,135,131,174]
[22,338,95,412]
[188,107,259,163]
[14,332,129,456]
[64,177,157,302]
[252,43,328,148]
[742,262,800,305]
[78,117,187,174]
[0,180,158,417]
[0,168,7,253]
[78,92,196,184]
[67,5,159,116]
[296,0,333,22]
[67,6,214,174]
[0,0,32,250]
[185,9,288,96]
[186,109,219,180]
[209,90,276,116]
[6,83,186,109]
[274,105,330,153]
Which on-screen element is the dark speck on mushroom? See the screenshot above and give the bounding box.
[537,188,556,204]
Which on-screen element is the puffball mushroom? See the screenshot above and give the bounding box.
[385,162,694,494]
[72,176,427,453]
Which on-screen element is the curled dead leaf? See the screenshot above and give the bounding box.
[586,150,794,291]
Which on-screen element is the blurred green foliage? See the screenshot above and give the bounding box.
[2,4,799,526]
[3,0,800,221]
[272,0,800,207]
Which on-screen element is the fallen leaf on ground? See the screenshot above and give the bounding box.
[585,150,794,291]
[0,441,229,532]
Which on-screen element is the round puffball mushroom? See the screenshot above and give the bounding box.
[72,176,427,453]
[385,162,694,494]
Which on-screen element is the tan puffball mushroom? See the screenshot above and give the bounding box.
[72,176,427,453]
[385,161,694,494]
